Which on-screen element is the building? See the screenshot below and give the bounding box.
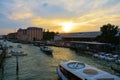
[54,31,120,42]
[7,33,17,40]
[54,31,101,42]
[17,27,43,41]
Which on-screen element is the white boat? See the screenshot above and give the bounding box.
[93,53,99,58]
[115,59,120,64]
[57,60,120,80]
[112,55,119,59]
[11,51,27,56]
[5,53,12,58]
[105,54,115,61]
[98,53,106,59]
[40,46,53,54]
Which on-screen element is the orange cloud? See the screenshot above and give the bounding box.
[0,29,15,35]
[30,12,120,33]
[9,13,33,20]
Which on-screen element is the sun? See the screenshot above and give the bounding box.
[58,22,76,32]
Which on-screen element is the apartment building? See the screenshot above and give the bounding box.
[17,27,43,41]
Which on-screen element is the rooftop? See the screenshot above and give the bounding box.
[56,31,101,38]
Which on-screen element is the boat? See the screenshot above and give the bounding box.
[40,46,53,54]
[93,53,116,61]
[8,45,13,48]
[5,53,12,58]
[17,45,22,48]
[11,51,27,56]
[57,60,120,80]
[115,59,120,64]
[93,53,99,58]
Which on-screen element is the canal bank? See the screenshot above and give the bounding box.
[0,52,6,67]
[0,41,119,80]
[0,45,7,67]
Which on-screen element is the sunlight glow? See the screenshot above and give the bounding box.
[58,22,77,32]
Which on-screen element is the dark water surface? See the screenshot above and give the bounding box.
[0,41,119,80]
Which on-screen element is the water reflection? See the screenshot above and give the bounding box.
[16,74,19,80]
[0,62,4,80]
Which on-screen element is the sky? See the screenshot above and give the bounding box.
[0,0,120,35]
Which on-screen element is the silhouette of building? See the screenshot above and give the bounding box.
[7,33,17,40]
[17,27,43,41]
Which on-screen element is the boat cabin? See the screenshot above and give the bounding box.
[57,61,120,80]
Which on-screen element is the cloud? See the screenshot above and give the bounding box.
[30,11,120,32]
[9,13,34,20]
[0,0,120,34]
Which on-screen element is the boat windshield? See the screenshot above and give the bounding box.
[60,66,84,80]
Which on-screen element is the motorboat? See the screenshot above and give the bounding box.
[8,45,13,48]
[17,45,22,48]
[104,54,115,61]
[5,53,12,58]
[40,46,53,54]
[112,54,119,59]
[8,50,16,54]
[115,59,120,64]
[57,60,120,80]
[98,52,106,59]
[11,51,27,56]
[93,53,99,58]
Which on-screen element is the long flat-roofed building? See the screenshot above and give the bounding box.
[54,32,101,42]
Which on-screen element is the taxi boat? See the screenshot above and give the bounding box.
[57,60,120,80]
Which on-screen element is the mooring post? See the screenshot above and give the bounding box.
[16,54,19,75]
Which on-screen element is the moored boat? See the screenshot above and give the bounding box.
[11,51,27,56]
[17,44,22,48]
[57,60,120,80]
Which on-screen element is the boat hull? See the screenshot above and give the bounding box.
[56,66,68,80]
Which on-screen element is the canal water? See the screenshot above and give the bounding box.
[0,41,120,80]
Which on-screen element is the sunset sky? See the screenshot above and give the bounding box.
[0,0,120,35]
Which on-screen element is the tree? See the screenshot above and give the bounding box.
[97,23,119,44]
[43,31,57,41]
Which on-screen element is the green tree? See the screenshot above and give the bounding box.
[43,30,57,40]
[97,23,119,44]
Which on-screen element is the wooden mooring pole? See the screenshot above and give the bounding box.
[16,54,19,75]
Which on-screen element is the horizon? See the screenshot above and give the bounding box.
[0,0,120,35]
